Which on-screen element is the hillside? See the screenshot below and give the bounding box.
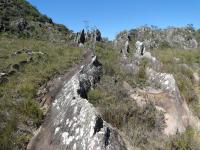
[0,0,72,41]
[1,0,200,150]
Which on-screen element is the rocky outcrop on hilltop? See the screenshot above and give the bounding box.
[27,56,130,150]
[74,29,102,48]
[125,26,199,49]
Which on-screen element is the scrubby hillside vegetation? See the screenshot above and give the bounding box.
[87,28,200,149]
[0,0,84,149]
[1,0,200,150]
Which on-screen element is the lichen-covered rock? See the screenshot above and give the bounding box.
[113,31,130,58]
[146,68,181,99]
[27,56,129,150]
[135,41,145,56]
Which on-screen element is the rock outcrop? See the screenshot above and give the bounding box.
[27,56,129,150]
[128,26,198,49]
[113,31,130,58]
[74,29,102,48]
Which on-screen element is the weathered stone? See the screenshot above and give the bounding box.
[114,31,130,58]
[27,56,129,150]
[78,56,102,98]
[127,27,199,49]
[135,41,145,56]
[79,29,85,44]
[96,29,102,41]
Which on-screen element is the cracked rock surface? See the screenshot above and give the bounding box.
[27,56,128,150]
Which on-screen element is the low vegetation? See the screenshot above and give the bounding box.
[88,42,200,149]
[88,44,166,148]
[0,36,83,149]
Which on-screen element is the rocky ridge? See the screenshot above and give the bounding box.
[27,55,130,150]
[116,26,199,50]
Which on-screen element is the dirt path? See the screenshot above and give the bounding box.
[27,48,93,150]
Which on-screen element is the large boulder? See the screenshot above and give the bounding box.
[135,41,145,56]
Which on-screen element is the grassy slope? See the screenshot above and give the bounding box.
[0,0,71,41]
[0,36,83,149]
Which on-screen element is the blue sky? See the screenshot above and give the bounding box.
[27,0,200,40]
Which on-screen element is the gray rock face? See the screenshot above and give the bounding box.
[27,56,129,150]
[146,68,181,101]
[74,29,102,48]
[113,31,130,58]
[135,41,145,56]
